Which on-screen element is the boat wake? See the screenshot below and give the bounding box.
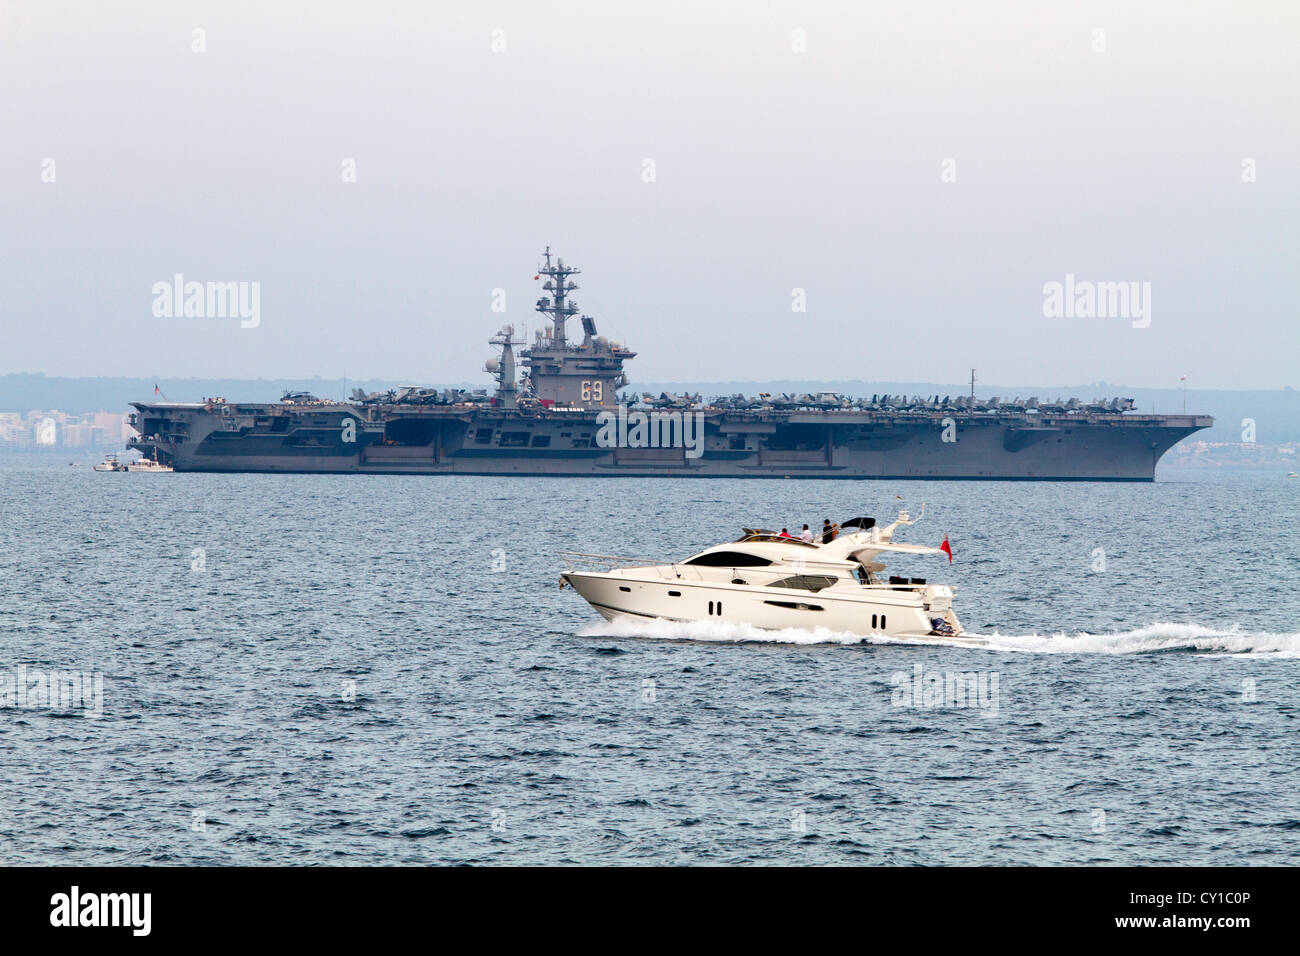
[975,622,1300,657]
[576,619,1300,656]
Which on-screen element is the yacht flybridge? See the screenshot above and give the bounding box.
[561,508,979,644]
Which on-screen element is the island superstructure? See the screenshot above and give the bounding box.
[127,248,1211,479]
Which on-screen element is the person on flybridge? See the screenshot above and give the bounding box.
[799,524,813,543]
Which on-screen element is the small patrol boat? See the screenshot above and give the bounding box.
[126,452,174,473]
[92,453,127,472]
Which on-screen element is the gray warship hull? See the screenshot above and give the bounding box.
[128,402,1209,480]
[126,247,1212,479]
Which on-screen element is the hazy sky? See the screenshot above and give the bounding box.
[3,1,1296,388]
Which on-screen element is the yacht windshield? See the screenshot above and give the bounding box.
[767,574,839,592]
[683,551,774,567]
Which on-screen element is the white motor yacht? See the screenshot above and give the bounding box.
[561,508,978,643]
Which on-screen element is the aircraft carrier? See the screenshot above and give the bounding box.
[128,249,1211,479]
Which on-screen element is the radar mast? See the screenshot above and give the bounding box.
[500,247,635,408]
[486,324,524,408]
[535,246,581,349]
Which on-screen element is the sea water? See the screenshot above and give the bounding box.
[1,456,1295,864]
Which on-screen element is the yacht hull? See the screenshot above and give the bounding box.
[562,571,958,640]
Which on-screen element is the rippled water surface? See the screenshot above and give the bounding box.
[1,456,1297,865]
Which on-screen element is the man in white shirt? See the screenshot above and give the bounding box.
[798,524,814,543]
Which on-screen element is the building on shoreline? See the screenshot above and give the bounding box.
[0,410,131,450]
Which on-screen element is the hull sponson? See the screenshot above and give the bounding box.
[128,402,1212,479]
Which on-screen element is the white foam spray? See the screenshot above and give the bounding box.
[577,619,1300,657]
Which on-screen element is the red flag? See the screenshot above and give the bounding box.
[939,536,953,563]
[154,384,160,394]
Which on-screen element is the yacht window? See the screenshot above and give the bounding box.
[768,574,838,592]
[764,600,823,611]
[683,551,773,567]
